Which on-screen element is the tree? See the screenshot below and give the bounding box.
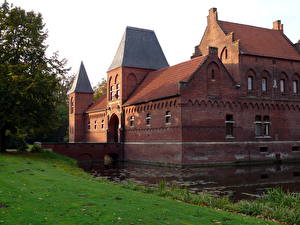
[0,2,69,152]
[93,78,107,100]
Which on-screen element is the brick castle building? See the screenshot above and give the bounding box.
[68,8,300,165]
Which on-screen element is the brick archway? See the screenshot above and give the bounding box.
[108,114,119,143]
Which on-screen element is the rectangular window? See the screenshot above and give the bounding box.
[146,113,151,126]
[225,114,234,137]
[262,78,267,92]
[260,147,268,152]
[165,111,171,124]
[255,115,270,137]
[293,80,298,94]
[255,115,262,136]
[130,116,134,127]
[101,120,104,129]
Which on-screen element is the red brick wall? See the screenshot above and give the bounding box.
[42,143,123,161]
[69,92,93,142]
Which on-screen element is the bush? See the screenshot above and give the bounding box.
[30,142,43,153]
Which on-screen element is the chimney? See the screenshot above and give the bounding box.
[273,20,283,32]
[208,46,218,56]
[208,8,218,24]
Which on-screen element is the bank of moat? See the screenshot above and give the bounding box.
[66,8,300,165]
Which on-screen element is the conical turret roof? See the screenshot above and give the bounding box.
[68,62,93,94]
[108,26,169,71]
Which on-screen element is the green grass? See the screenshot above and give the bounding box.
[0,152,280,225]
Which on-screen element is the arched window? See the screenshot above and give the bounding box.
[165,111,171,124]
[261,78,267,92]
[109,77,113,101]
[146,113,151,126]
[293,80,299,94]
[211,69,215,80]
[115,84,120,99]
[280,79,285,93]
[248,76,254,90]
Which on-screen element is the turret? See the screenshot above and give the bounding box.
[68,62,93,142]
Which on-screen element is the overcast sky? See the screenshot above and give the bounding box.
[7,0,300,86]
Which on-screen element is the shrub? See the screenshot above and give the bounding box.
[30,143,43,153]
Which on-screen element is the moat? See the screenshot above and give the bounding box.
[78,161,300,201]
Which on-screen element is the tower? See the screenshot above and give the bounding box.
[68,62,93,142]
[106,26,169,142]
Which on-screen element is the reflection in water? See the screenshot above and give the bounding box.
[78,161,300,201]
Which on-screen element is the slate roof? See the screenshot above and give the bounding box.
[86,94,107,112]
[108,26,169,71]
[125,56,207,105]
[218,21,300,61]
[68,62,93,94]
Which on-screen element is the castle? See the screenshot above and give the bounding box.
[67,8,300,165]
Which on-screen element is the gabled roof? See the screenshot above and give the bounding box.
[125,56,207,105]
[68,62,93,94]
[108,26,169,71]
[218,21,300,60]
[86,94,107,112]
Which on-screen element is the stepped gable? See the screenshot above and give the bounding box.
[86,94,107,112]
[108,26,169,71]
[218,20,300,60]
[68,62,93,94]
[125,55,207,105]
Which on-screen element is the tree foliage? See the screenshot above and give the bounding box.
[0,2,70,151]
[93,78,107,100]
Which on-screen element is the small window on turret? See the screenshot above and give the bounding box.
[116,84,120,99]
[70,97,74,114]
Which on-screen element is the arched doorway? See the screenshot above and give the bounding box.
[108,114,119,142]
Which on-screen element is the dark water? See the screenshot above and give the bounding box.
[78,161,300,201]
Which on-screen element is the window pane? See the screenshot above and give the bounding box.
[248,76,253,90]
[255,124,262,136]
[280,79,285,93]
[293,80,298,94]
[225,123,233,136]
[262,78,267,92]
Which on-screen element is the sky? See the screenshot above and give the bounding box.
[6,0,300,87]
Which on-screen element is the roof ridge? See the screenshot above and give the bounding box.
[126,26,154,33]
[219,20,277,32]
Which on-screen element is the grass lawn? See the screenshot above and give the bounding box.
[0,152,280,225]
